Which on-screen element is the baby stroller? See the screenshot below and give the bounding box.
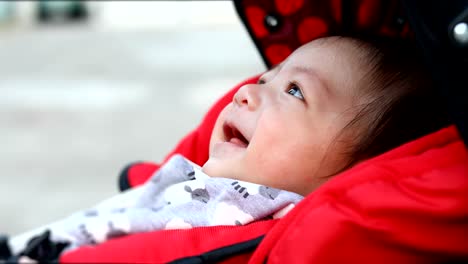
[3,0,468,263]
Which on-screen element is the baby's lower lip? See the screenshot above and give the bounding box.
[213,139,247,151]
[228,137,248,148]
[211,140,245,158]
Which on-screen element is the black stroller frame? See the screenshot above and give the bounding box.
[402,0,467,145]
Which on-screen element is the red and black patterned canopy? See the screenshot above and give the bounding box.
[234,0,412,66]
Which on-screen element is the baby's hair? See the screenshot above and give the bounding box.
[330,36,451,172]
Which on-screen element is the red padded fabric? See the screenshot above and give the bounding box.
[60,220,277,263]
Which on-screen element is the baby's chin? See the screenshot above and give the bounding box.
[201,158,216,177]
[201,157,234,179]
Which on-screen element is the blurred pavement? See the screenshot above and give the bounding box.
[0,2,265,235]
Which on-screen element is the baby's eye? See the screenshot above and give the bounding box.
[257,78,266,84]
[287,83,304,100]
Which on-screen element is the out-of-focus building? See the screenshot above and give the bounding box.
[0,1,89,28]
[0,2,240,31]
[0,1,14,24]
[36,1,88,22]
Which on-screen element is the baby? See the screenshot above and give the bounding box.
[204,36,373,195]
[6,36,449,262]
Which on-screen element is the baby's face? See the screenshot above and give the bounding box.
[203,37,371,195]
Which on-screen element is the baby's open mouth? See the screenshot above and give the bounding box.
[223,122,249,148]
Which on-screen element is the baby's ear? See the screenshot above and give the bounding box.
[184,185,192,193]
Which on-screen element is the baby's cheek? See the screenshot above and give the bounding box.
[245,148,285,189]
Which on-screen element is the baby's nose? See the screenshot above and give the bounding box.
[233,83,261,110]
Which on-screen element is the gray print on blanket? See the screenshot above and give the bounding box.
[31,154,302,253]
[184,185,210,203]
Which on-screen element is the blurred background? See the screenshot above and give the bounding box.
[0,1,265,235]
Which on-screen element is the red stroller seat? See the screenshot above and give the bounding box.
[61,78,468,263]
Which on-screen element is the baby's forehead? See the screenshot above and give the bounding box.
[265,37,370,82]
[299,37,364,55]
[265,38,347,71]
[290,38,372,71]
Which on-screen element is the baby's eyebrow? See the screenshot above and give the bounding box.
[260,63,282,81]
[291,65,331,97]
[292,65,315,76]
[268,63,283,75]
